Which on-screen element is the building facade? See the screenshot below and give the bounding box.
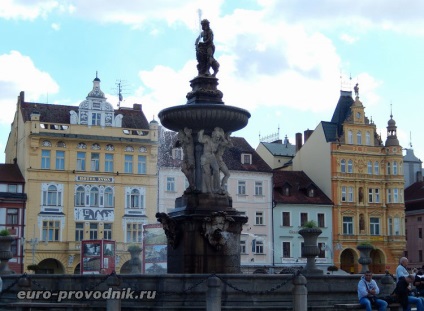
[158,130,274,271]
[5,76,159,273]
[293,90,406,274]
[256,136,296,170]
[404,147,424,267]
[0,163,27,273]
[273,170,333,269]
[405,180,424,268]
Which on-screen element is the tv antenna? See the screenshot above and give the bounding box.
[113,79,130,109]
[197,9,202,31]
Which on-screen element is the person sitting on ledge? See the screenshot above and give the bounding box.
[395,274,424,311]
[357,271,388,311]
[415,269,424,297]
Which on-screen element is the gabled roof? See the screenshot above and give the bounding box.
[330,90,354,137]
[273,170,332,205]
[225,137,272,172]
[259,141,296,157]
[321,121,339,143]
[405,181,424,212]
[158,130,272,173]
[0,164,24,183]
[404,149,422,163]
[158,129,180,168]
[20,102,150,129]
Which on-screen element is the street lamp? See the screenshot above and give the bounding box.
[28,238,39,265]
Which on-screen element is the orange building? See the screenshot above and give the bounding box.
[294,89,405,273]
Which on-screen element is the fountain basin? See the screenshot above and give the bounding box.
[158,104,250,133]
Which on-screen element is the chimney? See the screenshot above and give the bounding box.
[304,129,314,143]
[295,133,302,151]
[133,103,142,111]
[417,170,423,183]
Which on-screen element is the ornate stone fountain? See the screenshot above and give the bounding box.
[157,19,250,273]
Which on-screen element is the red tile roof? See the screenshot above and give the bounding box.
[158,129,272,173]
[273,170,332,205]
[20,102,150,129]
[0,164,24,183]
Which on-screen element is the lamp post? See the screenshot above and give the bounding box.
[29,238,39,265]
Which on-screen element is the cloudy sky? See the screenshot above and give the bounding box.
[1,0,424,164]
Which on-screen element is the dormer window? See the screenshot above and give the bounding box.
[91,112,101,126]
[284,187,290,196]
[307,185,316,198]
[172,148,183,160]
[75,75,120,128]
[241,153,252,164]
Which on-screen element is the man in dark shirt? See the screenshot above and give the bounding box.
[395,275,424,311]
[414,269,424,297]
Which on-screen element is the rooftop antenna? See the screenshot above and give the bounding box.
[409,131,413,148]
[197,9,202,31]
[113,79,130,109]
[390,102,393,118]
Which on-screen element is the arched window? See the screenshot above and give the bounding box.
[347,160,353,173]
[90,187,99,207]
[374,161,379,175]
[75,186,85,206]
[365,132,371,145]
[341,159,346,173]
[367,161,372,174]
[393,161,398,175]
[47,185,58,206]
[104,187,114,207]
[357,131,362,145]
[348,131,353,144]
[387,162,391,175]
[129,189,140,208]
[43,185,61,206]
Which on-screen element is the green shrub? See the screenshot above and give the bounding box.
[0,229,10,236]
[302,220,318,228]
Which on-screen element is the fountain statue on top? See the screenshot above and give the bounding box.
[157,19,250,273]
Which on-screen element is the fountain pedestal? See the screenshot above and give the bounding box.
[158,193,246,273]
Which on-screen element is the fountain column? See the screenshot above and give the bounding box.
[157,19,250,274]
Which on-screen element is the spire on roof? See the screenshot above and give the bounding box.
[88,72,105,98]
[385,105,399,147]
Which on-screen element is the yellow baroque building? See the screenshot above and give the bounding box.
[5,76,159,274]
[294,90,406,274]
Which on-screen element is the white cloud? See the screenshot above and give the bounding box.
[117,5,383,120]
[51,22,60,30]
[340,34,358,44]
[0,51,59,123]
[0,0,73,20]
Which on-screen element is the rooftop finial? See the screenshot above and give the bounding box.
[410,131,413,148]
[390,102,393,119]
[354,83,359,97]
